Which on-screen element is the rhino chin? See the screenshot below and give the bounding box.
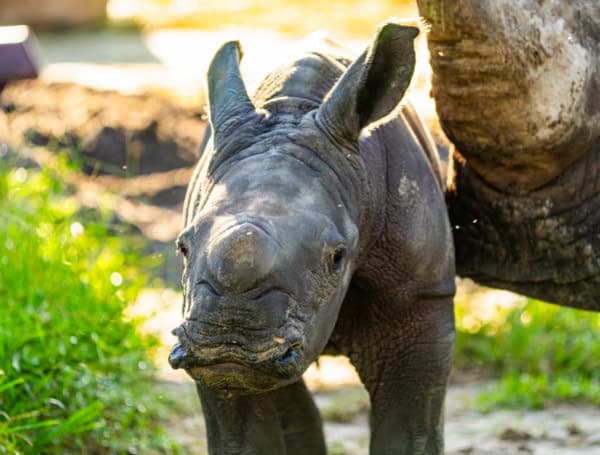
[186,361,303,394]
[168,336,307,393]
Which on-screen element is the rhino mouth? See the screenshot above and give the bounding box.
[168,320,305,391]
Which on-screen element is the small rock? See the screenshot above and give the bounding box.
[566,422,584,436]
[499,428,533,442]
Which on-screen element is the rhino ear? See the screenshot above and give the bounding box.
[206,41,255,147]
[316,23,418,146]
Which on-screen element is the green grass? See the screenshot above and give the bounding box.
[0,152,178,453]
[454,295,600,410]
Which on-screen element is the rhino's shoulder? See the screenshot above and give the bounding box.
[362,102,444,192]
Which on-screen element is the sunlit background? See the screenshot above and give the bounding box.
[6,0,425,109]
[108,0,417,34]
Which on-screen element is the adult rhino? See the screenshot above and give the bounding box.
[170,23,455,454]
[418,0,600,310]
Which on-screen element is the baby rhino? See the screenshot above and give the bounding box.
[169,22,455,455]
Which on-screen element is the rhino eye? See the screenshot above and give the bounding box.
[331,246,347,272]
[176,238,190,258]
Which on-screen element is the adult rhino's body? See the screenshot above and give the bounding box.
[418,0,600,309]
[170,24,455,454]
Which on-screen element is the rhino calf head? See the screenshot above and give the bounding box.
[168,24,418,393]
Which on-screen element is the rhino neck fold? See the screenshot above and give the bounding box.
[418,0,600,194]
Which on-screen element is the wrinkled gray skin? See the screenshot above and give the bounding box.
[418,0,600,310]
[169,23,455,455]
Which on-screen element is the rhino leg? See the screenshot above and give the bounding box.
[330,286,455,455]
[196,379,326,455]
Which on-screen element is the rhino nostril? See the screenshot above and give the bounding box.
[277,348,299,367]
[276,337,302,367]
[168,342,200,370]
[168,342,189,369]
[171,326,185,337]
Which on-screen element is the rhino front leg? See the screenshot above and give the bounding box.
[331,289,455,455]
[270,378,327,454]
[197,378,326,455]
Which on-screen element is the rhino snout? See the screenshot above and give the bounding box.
[168,323,305,376]
[168,341,197,370]
[207,222,280,294]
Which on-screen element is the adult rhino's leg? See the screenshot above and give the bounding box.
[330,285,455,455]
[197,379,326,455]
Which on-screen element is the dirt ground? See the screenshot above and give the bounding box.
[2,28,599,454]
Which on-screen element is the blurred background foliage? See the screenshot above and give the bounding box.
[107,0,418,36]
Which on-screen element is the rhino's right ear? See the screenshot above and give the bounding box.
[316,23,418,148]
[206,41,255,148]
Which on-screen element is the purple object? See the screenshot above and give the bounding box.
[0,25,39,89]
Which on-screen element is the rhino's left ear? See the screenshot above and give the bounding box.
[206,41,255,149]
[316,23,418,146]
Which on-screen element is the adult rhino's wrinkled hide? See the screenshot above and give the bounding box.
[170,23,456,455]
[418,0,600,309]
